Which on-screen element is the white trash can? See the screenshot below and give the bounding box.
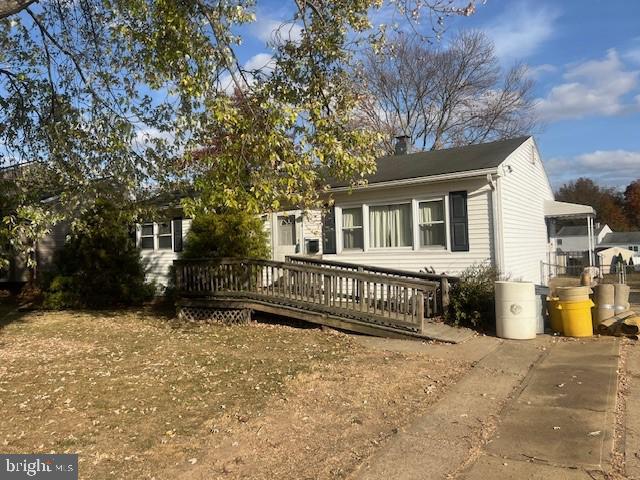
[495,281,537,340]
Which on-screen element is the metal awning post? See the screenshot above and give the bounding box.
[587,216,594,267]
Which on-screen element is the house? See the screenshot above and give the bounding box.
[598,231,640,254]
[2,135,594,289]
[554,224,611,253]
[597,246,639,274]
[320,136,595,285]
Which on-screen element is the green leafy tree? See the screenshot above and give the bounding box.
[182,210,269,259]
[556,178,630,231]
[624,180,640,229]
[1,0,478,266]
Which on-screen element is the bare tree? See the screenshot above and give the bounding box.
[357,31,537,152]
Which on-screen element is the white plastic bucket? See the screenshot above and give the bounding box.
[495,281,537,340]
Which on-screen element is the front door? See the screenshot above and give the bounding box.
[272,213,300,261]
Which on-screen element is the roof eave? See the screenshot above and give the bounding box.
[328,167,499,193]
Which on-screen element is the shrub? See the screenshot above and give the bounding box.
[446,263,499,331]
[182,210,269,259]
[43,200,155,309]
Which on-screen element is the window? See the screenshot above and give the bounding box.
[342,208,363,249]
[369,203,412,248]
[419,200,446,247]
[140,223,154,250]
[278,215,296,246]
[557,239,563,246]
[158,222,173,250]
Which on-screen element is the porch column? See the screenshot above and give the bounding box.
[587,215,594,267]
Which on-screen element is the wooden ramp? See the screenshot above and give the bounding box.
[174,258,473,344]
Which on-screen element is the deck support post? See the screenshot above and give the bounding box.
[416,291,425,334]
[440,278,450,313]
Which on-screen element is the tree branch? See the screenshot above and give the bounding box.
[0,0,36,19]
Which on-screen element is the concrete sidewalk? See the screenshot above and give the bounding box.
[351,336,621,480]
[350,337,552,479]
[461,338,619,479]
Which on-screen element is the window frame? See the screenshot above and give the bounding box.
[341,207,364,251]
[367,201,414,250]
[140,223,155,250]
[417,198,448,249]
[157,221,173,250]
[139,221,176,251]
[336,195,454,254]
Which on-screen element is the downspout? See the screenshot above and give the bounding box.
[488,173,505,277]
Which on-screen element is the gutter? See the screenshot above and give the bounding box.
[487,172,505,277]
[328,167,500,193]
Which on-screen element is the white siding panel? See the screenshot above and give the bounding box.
[499,138,554,283]
[323,177,494,276]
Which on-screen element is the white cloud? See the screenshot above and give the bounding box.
[216,53,275,94]
[526,63,557,79]
[483,1,560,63]
[250,17,302,45]
[244,53,275,72]
[547,149,640,187]
[535,49,640,122]
[624,47,640,65]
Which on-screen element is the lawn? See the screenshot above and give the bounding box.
[0,307,468,479]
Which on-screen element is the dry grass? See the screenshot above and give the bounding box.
[0,307,468,479]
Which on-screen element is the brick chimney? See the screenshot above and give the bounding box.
[394,134,410,155]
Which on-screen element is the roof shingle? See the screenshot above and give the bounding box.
[330,136,531,188]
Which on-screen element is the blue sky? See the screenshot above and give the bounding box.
[451,0,640,189]
[231,0,640,190]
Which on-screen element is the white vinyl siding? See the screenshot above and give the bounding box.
[325,177,494,276]
[499,138,554,283]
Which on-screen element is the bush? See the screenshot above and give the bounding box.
[182,210,269,259]
[446,263,499,331]
[43,200,155,309]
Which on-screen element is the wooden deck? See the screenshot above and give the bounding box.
[174,258,473,343]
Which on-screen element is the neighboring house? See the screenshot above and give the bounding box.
[321,136,594,284]
[554,224,611,253]
[598,231,640,254]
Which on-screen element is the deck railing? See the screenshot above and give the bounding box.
[174,257,439,334]
[285,255,457,317]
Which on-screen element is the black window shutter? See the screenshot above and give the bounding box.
[173,218,183,252]
[128,224,137,249]
[449,191,469,252]
[322,207,336,254]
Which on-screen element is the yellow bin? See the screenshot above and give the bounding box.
[558,299,594,337]
[547,297,563,334]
